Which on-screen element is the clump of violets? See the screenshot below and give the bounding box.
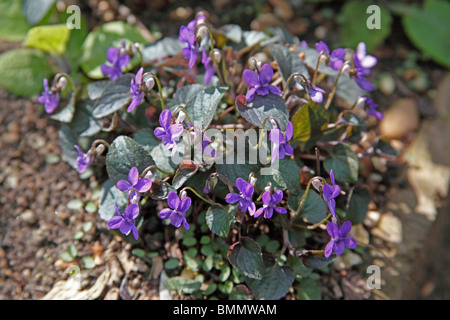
[324,221,357,258]
[225,177,256,216]
[159,191,192,230]
[154,109,184,156]
[269,121,293,163]
[38,77,65,114]
[243,63,282,102]
[101,41,130,81]
[254,189,287,219]
[315,41,346,71]
[74,145,94,174]
[108,203,140,240]
[322,169,341,216]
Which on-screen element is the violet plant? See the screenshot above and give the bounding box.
[31,9,391,300]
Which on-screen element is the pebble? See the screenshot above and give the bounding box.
[332,252,363,270]
[379,98,420,139]
[19,209,37,224]
[371,212,403,244]
[363,210,381,228]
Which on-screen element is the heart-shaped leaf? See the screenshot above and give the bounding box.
[347,186,370,224]
[172,160,199,189]
[106,135,155,185]
[291,102,329,149]
[236,94,289,131]
[227,237,266,280]
[206,204,237,238]
[98,180,128,222]
[92,74,133,118]
[323,143,359,183]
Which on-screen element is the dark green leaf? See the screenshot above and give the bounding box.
[269,44,309,90]
[68,100,103,137]
[164,277,201,294]
[291,102,329,149]
[206,204,237,238]
[347,186,370,224]
[401,0,450,68]
[98,180,127,222]
[172,160,199,189]
[236,94,289,131]
[297,277,321,300]
[149,180,176,200]
[323,143,359,183]
[245,257,294,300]
[227,237,266,280]
[338,0,392,52]
[92,74,134,118]
[301,255,334,269]
[288,189,328,224]
[58,124,79,170]
[106,135,155,185]
[256,157,301,194]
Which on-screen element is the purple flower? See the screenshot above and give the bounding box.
[116,166,152,195]
[303,81,326,103]
[353,54,374,92]
[365,97,383,120]
[322,169,340,216]
[201,49,216,85]
[74,145,94,174]
[128,67,145,112]
[38,78,60,113]
[179,19,200,68]
[191,127,216,157]
[269,121,294,163]
[355,42,377,71]
[101,42,130,81]
[154,109,184,155]
[108,203,140,240]
[324,221,357,258]
[243,64,282,102]
[159,192,191,229]
[254,190,287,219]
[315,41,346,71]
[225,178,256,216]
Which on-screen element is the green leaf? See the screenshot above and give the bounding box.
[244,256,294,300]
[68,100,103,137]
[98,180,128,222]
[79,21,146,78]
[296,47,339,76]
[323,143,359,184]
[22,0,56,25]
[68,244,78,258]
[297,277,321,300]
[269,44,309,90]
[0,0,31,41]
[141,36,184,64]
[338,1,392,52]
[82,256,96,269]
[227,237,266,280]
[401,0,450,68]
[164,258,180,270]
[347,186,370,224]
[235,94,289,131]
[215,161,259,188]
[60,251,74,262]
[106,135,155,185]
[301,255,333,269]
[50,90,77,123]
[256,157,301,194]
[206,205,237,238]
[58,124,79,170]
[172,160,199,189]
[92,74,134,119]
[24,24,71,55]
[0,48,55,97]
[149,180,176,201]
[288,189,328,224]
[291,102,329,149]
[164,276,201,294]
[183,86,228,130]
[333,73,366,105]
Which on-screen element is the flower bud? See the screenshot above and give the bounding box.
[144,170,154,181]
[341,62,352,74]
[204,174,218,194]
[179,190,188,199]
[145,77,155,91]
[95,144,106,156]
[175,110,186,124]
[264,182,272,193]
[213,49,222,64]
[248,172,257,186]
[56,76,67,91]
[355,96,368,109]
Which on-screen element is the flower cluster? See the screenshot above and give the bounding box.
[315,41,346,71]
[101,41,130,81]
[243,63,282,102]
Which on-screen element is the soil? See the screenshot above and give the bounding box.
[0,0,449,300]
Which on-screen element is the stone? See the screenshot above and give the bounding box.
[371,212,403,244]
[379,98,420,139]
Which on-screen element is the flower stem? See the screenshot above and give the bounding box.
[209,172,234,193]
[288,176,326,227]
[312,52,323,86]
[181,186,219,206]
[142,72,166,110]
[324,61,350,110]
[282,72,307,97]
[141,165,173,178]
